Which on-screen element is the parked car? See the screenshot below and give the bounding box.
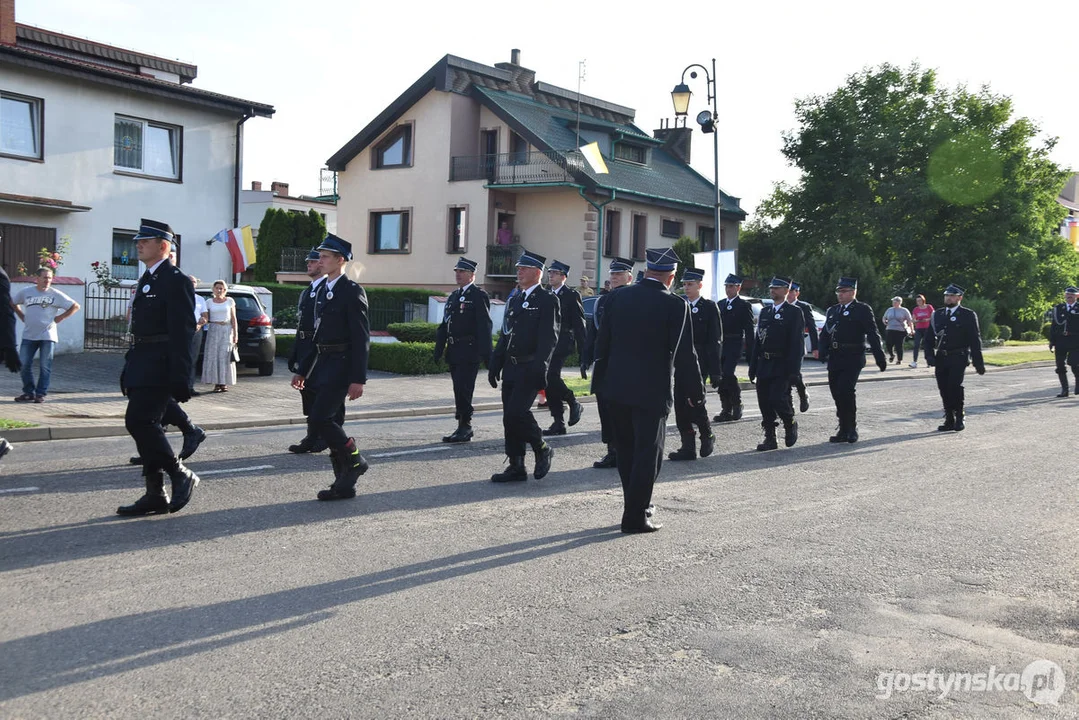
[195,284,276,376]
[583,295,599,325]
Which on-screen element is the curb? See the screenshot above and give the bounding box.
[0,360,1056,443]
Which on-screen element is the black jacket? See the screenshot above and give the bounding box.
[0,266,15,354]
[924,305,984,370]
[552,284,586,357]
[124,259,195,389]
[491,285,560,387]
[580,291,611,369]
[749,301,804,380]
[302,275,370,385]
[434,283,493,365]
[594,279,703,415]
[818,300,886,367]
[719,295,755,361]
[1049,302,1079,349]
[685,295,723,383]
[793,299,820,352]
[289,278,321,374]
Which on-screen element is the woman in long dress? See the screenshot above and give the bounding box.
[202,280,237,392]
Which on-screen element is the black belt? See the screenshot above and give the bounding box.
[830,342,863,350]
[760,351,785,360]
[508,354,534,365]
[131,334,170,344]
[296,330,313,340]
[942,347,969,356]
[318,343,349,352]
[448,336,474,345]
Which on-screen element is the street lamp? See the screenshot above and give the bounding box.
[671,59,720,253]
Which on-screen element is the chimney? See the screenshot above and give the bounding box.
[495,49,535,93]
[251,180,262,191]
[1,0,16,46]
[510,48,520,66]
[270,181,289,197]
[653,120,693,165]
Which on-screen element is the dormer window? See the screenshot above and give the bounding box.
[374,124,413,169]
[613,142,647,165]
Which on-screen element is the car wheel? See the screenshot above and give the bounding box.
[258,361,274,377]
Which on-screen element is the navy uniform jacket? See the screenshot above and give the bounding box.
[924,305,984,370]
[124,259,195,389]
[491,285,560,387]
[818,300,886,367]
[288,279,321,374]
[719,295,755,361]
[1049,302,1079,349]
[302,276,370,386]
[580,291,611,370]
[434,284,493,366]
[684,295,723,383]
[749,302,804,380]
[793,299,820,352]
[552,284,586,357]
[595,279,703,415]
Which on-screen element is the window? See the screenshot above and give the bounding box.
[0,92,43,160]
[114,115,181,179]
[370,210,411,253]
[697,225,715,252]
[111,229,139,280]
[374,124,412,169]
[661,218,684,238]
[604,209,621,257]
[631,214,647,262]
[448,206,467,253]
[613,143,647,164]
[510,131,528,165]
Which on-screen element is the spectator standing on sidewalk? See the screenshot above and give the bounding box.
[11,268,80,403]
[909,294,934,368]
[882,297,914,366]
[202,280,237,392]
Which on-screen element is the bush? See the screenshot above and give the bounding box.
[260,281,306,312]
[1020,330,1042,341]
[982,323,1000,341]
[962,296,996,340]
[997,324,1012,341]
[274,305,298,329]
[275,334,295,358]
[1042,322,1052,339]
[387,322,439,343]
[369,342,448,374]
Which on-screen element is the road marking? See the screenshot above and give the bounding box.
[548,432,588,439]
[198,465,275,476]
[0,487,40,494]
[371,447,450,458]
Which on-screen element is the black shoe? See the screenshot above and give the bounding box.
[288,437,318,453]
[937,412,955,432]
[1057,389,1070,398]
[731,403,744,421]
[335,438,370,487]
[699,433,715,458]
[167,464,200,513]
[783,420,799,448]
[568,401,583,427]
[798,390,809,413]
[492,456,528,483]
[954,413,965,432]
[0,438,10,460]
[442,425,474,443]
[592,453,616,469]
[316,485,357,501]
[116,493,170,516]
[179,426,206,461]
[847,426,859,443]
[621,519,662,534]
[129,456,143,465]
[756,436,778,452]
[713,410,733,423]
[667,446,696,461]
[829,427,849,443]
[542,421,567,436]
[534,444,554,479]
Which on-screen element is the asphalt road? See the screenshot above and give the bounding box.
[1,367,1076,718]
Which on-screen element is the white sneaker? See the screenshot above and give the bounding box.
[909,361,918,368]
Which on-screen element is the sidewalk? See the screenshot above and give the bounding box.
[0,346,1052,442]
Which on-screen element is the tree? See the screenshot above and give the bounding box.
[253,208,288,282]
[672,235,700,288]
[753,63,1078,329]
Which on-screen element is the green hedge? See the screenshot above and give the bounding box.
[387,322,439,343]
[370,342,448,374]
[1020,330,1042,341]
[260,282,306,313]
[276,335,296,359]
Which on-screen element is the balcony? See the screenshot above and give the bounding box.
[486,242,523,277]
[279,246,310,273]
[450,150,583,185]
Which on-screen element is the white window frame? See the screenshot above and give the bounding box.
[0,91,44,160]
[114,114,182,180]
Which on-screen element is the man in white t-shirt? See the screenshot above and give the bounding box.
[11,268,80,402]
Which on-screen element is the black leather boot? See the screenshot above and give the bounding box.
[542,421,567,436]
[953,407,965,432]
[713,392,732,423]
[592,446,617,468]
[699,431,715,458]
[1058,373,1070,398]
[117,470,170,516]
[319,438,368,500]
[756,422,778,452]
[533,443,554,479]
[938,410,955,432]
[289,435,327,453]
[797,386,809,413]
[442,423,474,443]
[668,434,696,461]
[491,455,528,482]
[731,401,744,421]
[782,417,799,447]
[568,400,584,426]
[167,463,200,513]
[179,426,206,461]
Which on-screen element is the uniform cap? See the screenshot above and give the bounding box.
[609,257,634,273]
[515,250,546,269]
[1065,286,1078,294]
[548,260,570,274]
[723,273,743,286]
[316,233,353,261]
[305,248,321,262]
[944,283,965,295]
[454,257,478,272]
[133,219,176,245]
[682,267,705,282]
[769,275,792,289]
[790,281,801,292]
[645,247,679,272]
[835,276,858,290]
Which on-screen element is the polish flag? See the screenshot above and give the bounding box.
[211,226,256,273]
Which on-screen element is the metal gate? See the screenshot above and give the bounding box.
[83,280,132,351]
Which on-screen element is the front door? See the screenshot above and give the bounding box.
[0,223,56,277]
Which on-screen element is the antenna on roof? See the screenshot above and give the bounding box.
[575,59,586,149]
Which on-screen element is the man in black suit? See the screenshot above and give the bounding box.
[595,247,703,533]
[116,219,200,516]
[714,274,755,422]
[817,277,887,443]
[580,257,634,469]
[749,277,805,451]
[1048,285,1079,398]
[488,250,560,482]
[786,281,819,412]
[434,257,492,442]
[669,267,721,461]
[924,283,984,431]
[288,248,339,453]
[0,262,21,460]
[542,260,587,436]
[290,234,371,500]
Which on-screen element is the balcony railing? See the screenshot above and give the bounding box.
[279,246,310,273]
[486,243,523,276]
[451,150,583,184]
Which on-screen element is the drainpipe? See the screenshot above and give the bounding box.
[577,187,617,292]
[233,111,253,229]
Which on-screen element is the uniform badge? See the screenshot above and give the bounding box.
[843,310,850,316]
[522,302,529,309]
[692,306,699,314]
[774,313,782,320]
[310,290,317,298]
[142,284,151,293]
[326,291,334,300]
[949,315,956,322]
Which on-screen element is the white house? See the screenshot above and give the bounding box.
[0,1,273,300]
[238,180,338,282]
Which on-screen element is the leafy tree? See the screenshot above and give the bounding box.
[253,208,288,282]
[746,62,1079,329]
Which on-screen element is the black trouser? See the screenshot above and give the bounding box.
[756,370,794,427]
[719,347,742,407]
[912,328,929,361]
[827,352,866,427]
[126,387,181,475]
[301,386,343,441]
[608,401,667,526]
[885,330,906,362]
[934,354,968,412]
[1055,345,1079,378]
[596,392,613,445]
[501,364,543,457]
[162,398,194,434]
[545,352,575,422]
[450,362,479,424]
[674,355,711,440]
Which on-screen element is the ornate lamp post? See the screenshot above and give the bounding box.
[671,59,720,252]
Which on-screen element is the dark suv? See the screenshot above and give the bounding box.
[195,284,276,376]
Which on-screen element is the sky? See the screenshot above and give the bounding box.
[16,0,1079,220]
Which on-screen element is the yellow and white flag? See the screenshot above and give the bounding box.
[579,142,608,174]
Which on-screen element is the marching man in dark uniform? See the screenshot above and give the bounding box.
[924,283,984,431]
[749,277,805,451]
[488,250,559,482]
[1048,285,1079,398]
[669,267,720,461]
[580,257,634,469]
[0,260,21,461]
[434,257,492,442]
[594,247,703,533]
[288,248,337,454]
[116,219,200,516]
[714,274,755,422]
[787,281,819,412]
[290,234,371,500]
[817,277,887,443]
[542,260,587,436]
